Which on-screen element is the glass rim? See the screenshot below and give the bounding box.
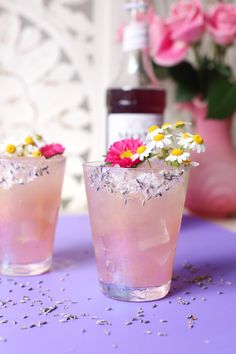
[83,161,187,173]
[0,155,66,164]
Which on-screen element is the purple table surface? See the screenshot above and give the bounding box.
[0,215,236,354]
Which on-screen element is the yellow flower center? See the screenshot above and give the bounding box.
[175,121,185,128]
[6,144,16,154]
[136,146,147,155]
[162,122,171,129]
[171,148,183,156]
[32,150,42,157]
[184,133,190,139]
[120,150,133,159]
[148,125,159,133]
[25,136,35,145]
[154,134,165,142]
[193,134,204,145]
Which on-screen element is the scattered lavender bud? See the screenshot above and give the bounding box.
[157,332,168,336]
[104,330,111,336]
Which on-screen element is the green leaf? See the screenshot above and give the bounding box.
[199,57,233,98]
[215,63,232,78]
[175,84,196,102]
[207,78,236,119]
[152,61,169,80]
[169,61,200,99]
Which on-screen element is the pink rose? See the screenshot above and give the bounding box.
[206,3,236,46]
[149,15,188,67]
[168,0,205,43]
[40,143,65,159]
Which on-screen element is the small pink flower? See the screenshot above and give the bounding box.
[40,143,65,159]
[105,139,143,168]
[206,3,236,46]
[149,15,188,66]
[168,0,205,44]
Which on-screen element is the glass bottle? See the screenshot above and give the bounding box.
[106,0,166,147]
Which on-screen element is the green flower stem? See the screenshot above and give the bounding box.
[192,43,202,68]
[216,45,226,65]
[147,159,152,168]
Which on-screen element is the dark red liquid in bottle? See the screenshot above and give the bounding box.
[107,88,166,114]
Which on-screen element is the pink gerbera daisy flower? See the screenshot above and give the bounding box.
[105,139,143,168]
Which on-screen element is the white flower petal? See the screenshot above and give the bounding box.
[147,141,155,150]
[132,153,139,161]
[190,161,199,167]
[165,138,172,146]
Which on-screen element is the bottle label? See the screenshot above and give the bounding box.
[123,22,148,52]
[107,113,163,147]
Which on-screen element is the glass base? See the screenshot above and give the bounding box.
[0,257,52,276]
[99,280,171,302]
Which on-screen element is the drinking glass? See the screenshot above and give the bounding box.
[0,156,66,276]
[83,162,188,302]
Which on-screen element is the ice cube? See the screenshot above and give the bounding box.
[0,160,47,190]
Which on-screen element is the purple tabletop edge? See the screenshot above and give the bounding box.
[0,214,236,354]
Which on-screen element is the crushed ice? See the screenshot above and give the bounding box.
[88,165,185,203]
[0,160,49,190]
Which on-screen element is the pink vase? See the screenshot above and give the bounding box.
[185,116,236,217]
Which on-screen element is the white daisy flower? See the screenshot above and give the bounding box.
[178,132,194,148]
[23,144,42,157]
[23,135,35,146]
[21,133,46,148]
[0,138,22,157]
[0,133,46,158]
[147,125,163,140]
[149,133,172,149]
[166,149,190,164]
[19,133,45,157]
[132,144,153,161]
[0,143,17,156]
[174,120,191,129]
[190,134,205,153]
[161,122,172,130]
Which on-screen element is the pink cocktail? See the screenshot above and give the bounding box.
[0,156,65,276]
[83,162,188,302]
